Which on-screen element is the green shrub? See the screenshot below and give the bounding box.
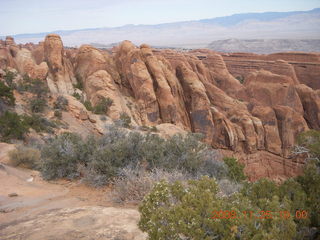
[83,100,93,111]
[38,127,224,184]
[0,111,29,142]
[29,98,47,113]
[74,75,84,90]
[9,145,40,169]
[138,177,297,240]
[0,81,15,105]
[112,167,192,203]
[236,75,245,84]
[242,178,280,207]
[150,126,158,132]
[18,75,48,97]
[23,114,56,133]
[93,97,113,115]
[40,133,86,180]
[72,92,81,101]
[116,112,131,128]
[297,130,320,160]
[54,96,68,110]
[140,125,158,132]
[223,157,247,182]
[296,161,320,228]
[4,70,16,88]
[54,110,62,119]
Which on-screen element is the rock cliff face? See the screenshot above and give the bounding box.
[1,35,319,181]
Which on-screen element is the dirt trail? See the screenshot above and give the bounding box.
[0,163,146,240]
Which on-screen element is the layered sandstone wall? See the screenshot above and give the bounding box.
[222,52,320,89]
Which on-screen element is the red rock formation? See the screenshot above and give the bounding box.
[1,35,319,181]
[44,34,74,94]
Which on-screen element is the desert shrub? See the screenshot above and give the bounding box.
[241,178,279,207]
[40,133,85,180]
[139,125,158,132]
[9,145,40,169]
[236,75,245,84]
[0,81,15,105]
[4,70,16,88]
[150,126,157,132]
[72,92,81,101]
[18,75,48,97]
[196,149,227,179]
[38,126,224,184]
[74,75,84,90]
[139,177,297,240]
[279,178,310,229]
[100,115,107,121]
[86,131,144,182]
[145,133,201,172]
[223,157,246,182]
[116,112,131,128]
[112,167,192,203]
[0,111,29,142]
[83,100,93,111]
[93,97,113,115]
[54,96,68,110]
[29,98,47,113]
[23,114,56,133]
[218,178,242,196]
[297,130,320,160]
[54,110,62,119]
[296,161,320,228]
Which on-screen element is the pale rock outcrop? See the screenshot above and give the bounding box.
[44,34,74,94]
[14,48,48,80]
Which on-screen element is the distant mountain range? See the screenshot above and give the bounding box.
[2,8,320,52]
[208,39,320,54]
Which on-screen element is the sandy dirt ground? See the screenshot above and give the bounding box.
[0,163,146,240]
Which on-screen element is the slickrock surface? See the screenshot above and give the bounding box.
[0,162,146,240]
[1,35,319,180]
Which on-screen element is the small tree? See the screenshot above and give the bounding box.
[29,98,47,113]
[139,177,297,240]
[0,111,29,142]
[93,97,113,115]
[297,130,320,161]
[223,157,247,182]
[0,81,15,105]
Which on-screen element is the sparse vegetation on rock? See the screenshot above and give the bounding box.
[17,75,48,97]
[93,97,113,115]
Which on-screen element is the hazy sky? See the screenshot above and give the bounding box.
[1,0,319,35]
